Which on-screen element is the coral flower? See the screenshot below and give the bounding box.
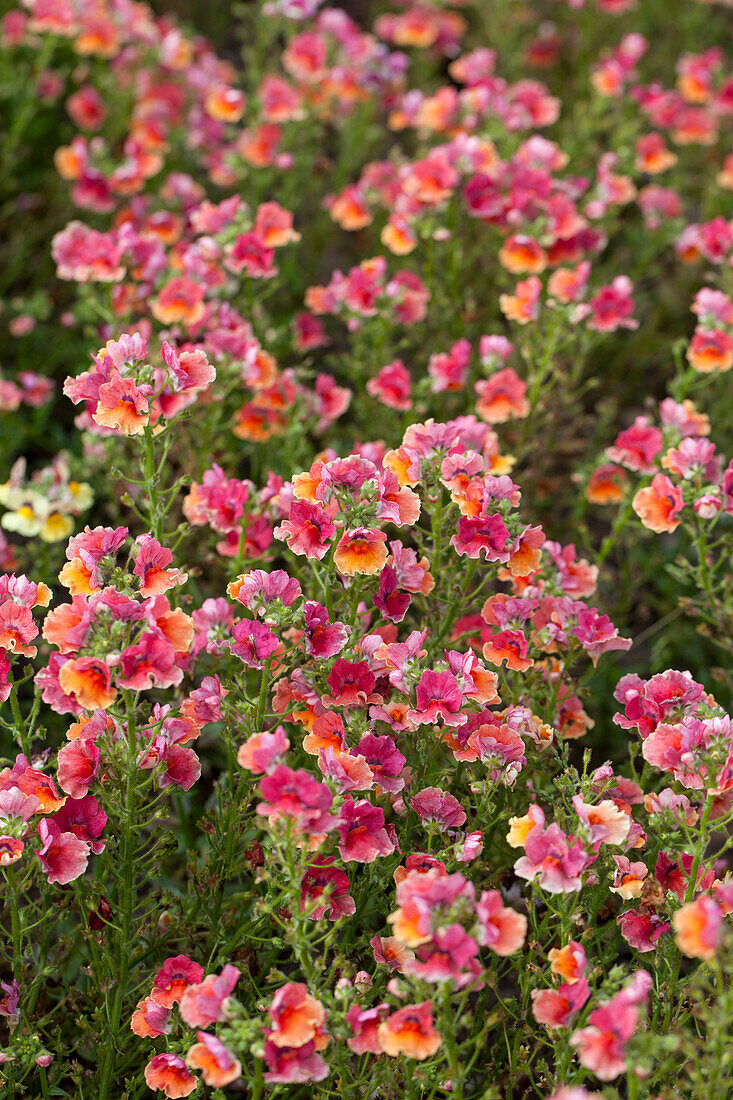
[475,369,529,424]
[152,277,205,328]
[333,528,388,576]
[633,474,684,533]
[144,1053,196,1099]
[499,235,547,275]
[549,941,586,983]
[687,329,733,373]
[673,895,722,959]
[152,955,205,1008]
[186,1032,242,1087]
[269,983,328,1049]
[378,1002,442,1060]
[93,375,150,435]
[58,657,116,710]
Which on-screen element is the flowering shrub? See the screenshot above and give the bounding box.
[2,0,733,1097]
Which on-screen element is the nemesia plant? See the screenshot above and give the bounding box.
[1,0,733,1097]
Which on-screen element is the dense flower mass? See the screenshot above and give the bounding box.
[1,0,733,1097]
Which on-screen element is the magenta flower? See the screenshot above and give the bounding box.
[337,798,395,863]
[408,670,466,728]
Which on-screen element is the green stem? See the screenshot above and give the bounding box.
[98,693,138,1098]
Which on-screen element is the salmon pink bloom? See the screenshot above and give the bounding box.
[451,512,511,560]
[586,463,628,505]
[633,474,684,533]
[228,569,301,613]
[152,955,205,1008]
[262,1039,329,1084]
[407,925,481,987]
[237,726,289,774]
[186,1033,241,1087]
[532,977,591,1029]
[499,275,541,325]
[268,983,328,1049]
[0,837,24,865]
[130,997,171,1038]
[610,856,648,900]
[118,634,182,691]
[371,935,416,972]
[673,895,722,959]
[482,629,533,672]
[514,822,587,894]
[92,375,150,435]
[347,1003,390,1054]
[56,739,100,798]
[0,601,39,657]
[476,890,527,955]
[570,972,652,1080]
[378,1002,441,1060]
[607,416,663,473]
[573,796,630,846]
[179,964,240,1028]
[152,276,205,327]
[144,1053,196,1098]
[36,819,89,885]
[687,329,733,372]
[475,369,529,424]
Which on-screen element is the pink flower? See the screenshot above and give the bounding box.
[274,501,336,559]
[411,786,467,830]
[152,955,205,1008]
[346,1003,390,1054]
[56,739,100,798]
[36,819,89,885]
[475,890,527,955]
[408,670,466,728]
[118,633,182,691]
[450,513,511,560]
[230,619,279,668]
[301,857,355,920]
[514,823,587,894]
[607,416,663,473]
[337,798,395,863]
[144,1053,196,1098]
[367,360,412,410]
[257,765,336,836]
[132,535,187,597]
[179,964,240,1028]
[302,602,348,659]
[532,978,591,1028]
[570,971,651,1080]
[588,276,637,332]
